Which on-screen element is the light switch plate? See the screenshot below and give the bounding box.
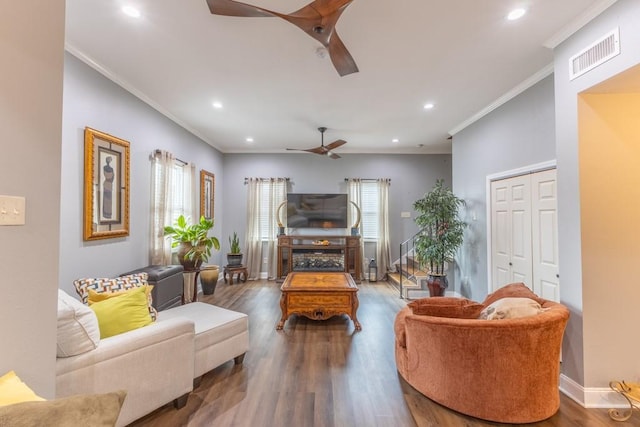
[0,195,26,225]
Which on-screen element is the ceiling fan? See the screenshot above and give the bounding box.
[286,127,346,159]
[205,0,359,76]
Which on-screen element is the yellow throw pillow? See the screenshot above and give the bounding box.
[87,284,153,305]
[0,371,45,407]
[87,284,156,321]
[90,285,153,339]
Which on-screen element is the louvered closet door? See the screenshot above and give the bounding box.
[490,169,559,302]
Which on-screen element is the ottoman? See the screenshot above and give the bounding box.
[157,302,249,380]
[122,265,184,311]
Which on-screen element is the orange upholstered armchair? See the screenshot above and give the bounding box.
[394,283,570,423]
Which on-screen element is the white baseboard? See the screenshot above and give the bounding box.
[560,374,629,408]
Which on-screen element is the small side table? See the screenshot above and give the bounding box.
[223,265,248,285]
[182,269,201,304]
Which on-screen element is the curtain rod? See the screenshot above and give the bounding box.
[244,177,290,184]
[344,178,391,182]
[153,149,187,166]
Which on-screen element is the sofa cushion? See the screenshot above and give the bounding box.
[479,297,545,320]
[408,297,484,319]
[0,390,126,427]
[90,286,153,338]
[56,289,100,358]
[482,282,544,307]
[73,273,157,320]
[87,285,153,306]
[0,371,45,406]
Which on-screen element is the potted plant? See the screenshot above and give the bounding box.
[164,215,221,272]
[227,232,243,266]
[413,179,466,297]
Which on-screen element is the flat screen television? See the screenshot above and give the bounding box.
[286,193,348,229]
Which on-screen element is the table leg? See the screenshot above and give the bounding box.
[352,292,361,331]
[276,293,287,330]
[193,271,200,303]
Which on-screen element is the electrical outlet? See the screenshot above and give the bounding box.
[0,195,25,226]
[401,211,411,218]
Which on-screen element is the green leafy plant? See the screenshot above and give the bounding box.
[228,232,241,254]
[164,215,220,264]
[413,179,466,275]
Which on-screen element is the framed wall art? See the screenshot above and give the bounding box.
[83,127,130,241]
[200,169,215,220]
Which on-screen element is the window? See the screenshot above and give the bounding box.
[360,181,379,240]
[254,180,286,240]
[167,162,194,225]
[149,150,195,265]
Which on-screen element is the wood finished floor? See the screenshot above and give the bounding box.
[131,280,630,427]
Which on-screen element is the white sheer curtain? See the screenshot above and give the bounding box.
[348,178,391,281]
[245,178,288,280]
[149,150,196,265]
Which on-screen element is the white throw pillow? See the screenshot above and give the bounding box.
[479,297,545,320]
[57,289,100,357]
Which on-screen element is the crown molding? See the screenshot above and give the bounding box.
[448,63,554,137]
[64,43,221,151]
[543,0,620,48]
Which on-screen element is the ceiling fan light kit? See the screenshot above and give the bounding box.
[206,0,359,76]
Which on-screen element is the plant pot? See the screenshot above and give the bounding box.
[178,242,203,272]
[427,273,448,297]
[227,253,243,267]
[200,265,219,295]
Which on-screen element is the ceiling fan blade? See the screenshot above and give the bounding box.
[328,152,341,159]
[206,0,274,17]
[325,139,347,151]
[286,147,326,155]
[208,0,359,76]
[328,32,358,76]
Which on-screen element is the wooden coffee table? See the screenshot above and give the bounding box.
[277,272,361,331]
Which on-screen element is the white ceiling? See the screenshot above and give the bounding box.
[64,0,615,155]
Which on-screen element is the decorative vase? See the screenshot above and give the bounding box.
[199,265,220,295]
[178,242,202,272]
[227,253,243,266]
[427,273,447,297]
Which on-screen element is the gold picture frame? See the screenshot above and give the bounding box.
[200,169,215,220]
[83,127,130,241]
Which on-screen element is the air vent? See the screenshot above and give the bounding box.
[569,28,620,80]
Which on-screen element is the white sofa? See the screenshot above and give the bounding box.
[55,290,249,427]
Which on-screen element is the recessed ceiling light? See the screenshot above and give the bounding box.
[392,138,399,143]
[212,101,223,109]
[423,103,435,110]
[246,137,254,143]
[122,5,141,18]
[507,8,526,21]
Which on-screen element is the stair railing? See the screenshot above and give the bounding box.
[398,231,421,299]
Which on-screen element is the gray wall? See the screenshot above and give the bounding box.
[222,153,451,265]
[59,53,225,297]
[451,75,556,302]
[553,0,640,388]
[0,1,65,397]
